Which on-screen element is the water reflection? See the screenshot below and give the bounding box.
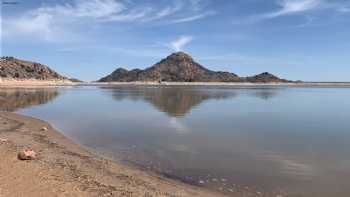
[0,88,60,111]
[4,86,350,197]
[253,89,279,100]
[104,86,238,117]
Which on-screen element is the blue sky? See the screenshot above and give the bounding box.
[1,0,350,81]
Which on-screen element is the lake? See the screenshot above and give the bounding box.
[1,85,350,196]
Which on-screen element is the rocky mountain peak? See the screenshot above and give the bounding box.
[258,72,274,76]
[163,52,193,62]
[98,52,290,83]
[112,68,129,73]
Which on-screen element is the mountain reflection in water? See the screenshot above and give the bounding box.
[102,86,280,117]
[3,86,348,197]
[0,88,60,111]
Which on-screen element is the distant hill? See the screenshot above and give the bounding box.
[69,78,83,83]
[99,52,289,83]
[0,56,68,80]
[245,72,290,83]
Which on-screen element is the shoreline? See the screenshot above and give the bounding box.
[0,79,79,87]
[0,112,226,197]
[90,81,350,87]
[2,78,350,88]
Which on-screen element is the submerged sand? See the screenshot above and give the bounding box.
[0,112,226,197]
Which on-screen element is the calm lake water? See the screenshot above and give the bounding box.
[1,85,350,196]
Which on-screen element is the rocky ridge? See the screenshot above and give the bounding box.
[99,52,290,83]
[0,57,68,80]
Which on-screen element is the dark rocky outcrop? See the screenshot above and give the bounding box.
[245,72,290,83]
[98,52,289,83]
[0,56,68,80]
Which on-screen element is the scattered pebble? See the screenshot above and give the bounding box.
[0,138,7,142]
[199,180,205,184]
[41,127,48,131]
[18,149,36,160]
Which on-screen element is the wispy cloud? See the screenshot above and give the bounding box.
[43,0,126,19]
[264,0,322,18]
[170,36,194,52]
[141,1,184,22]
[234,0,350,25]
[172,11,216,23]
[3,0,215,43]
[3,12,57,43]
[3,0,126,42]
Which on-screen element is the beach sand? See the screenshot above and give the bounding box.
[0,112,226,197]
[0,79,77,87]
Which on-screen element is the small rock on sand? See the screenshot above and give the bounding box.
[18,149,36,160]
[41,127,48,131]
[0,138,8,142]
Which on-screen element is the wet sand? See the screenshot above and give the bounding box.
[0,112,226,197]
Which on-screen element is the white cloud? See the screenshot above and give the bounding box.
[3,0,214,43]
[263,0,350,19]
[141,1,184,22]
[103,7,153,22]
[234,0,350,25]
[265,0,322,18]
[43,0,126,19]
[170,36,194,52]
[172,11,216,23]
[10,13,54,41]
[2,0,126,42]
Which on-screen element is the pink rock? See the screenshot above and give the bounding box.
[18,149,36,160]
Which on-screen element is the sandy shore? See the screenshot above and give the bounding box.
[1,78,350,87]
[0,112,227,197]
[0,79,79,87]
